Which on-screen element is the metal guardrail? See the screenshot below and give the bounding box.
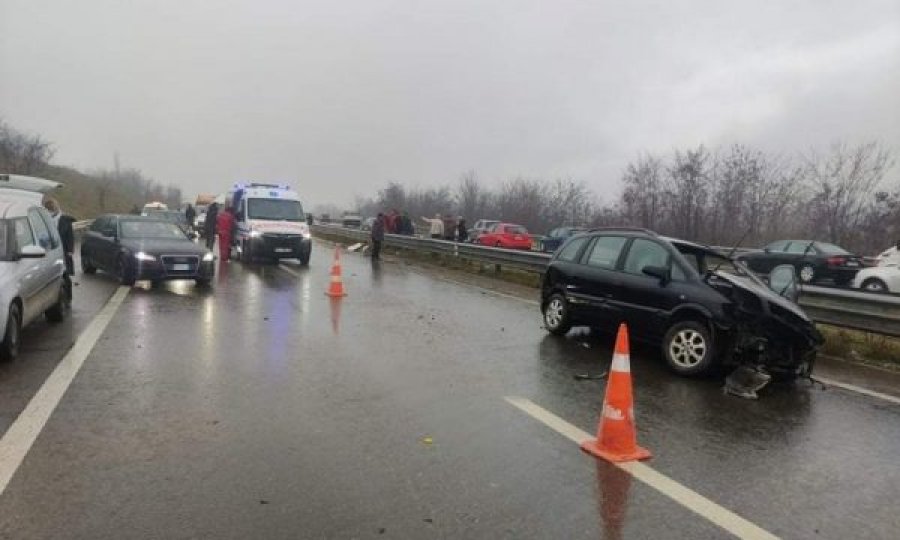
[311,223,900,337]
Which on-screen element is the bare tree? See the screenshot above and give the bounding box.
[621,153,663,230]
[456,170,488,222]
[0,119,55,174]
[665,146,711,239]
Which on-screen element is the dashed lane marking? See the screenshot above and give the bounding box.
[505,396,780,540]
[0,286,130,495]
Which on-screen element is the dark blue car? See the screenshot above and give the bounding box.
[541,227,586,253]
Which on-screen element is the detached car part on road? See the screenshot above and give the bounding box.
[81,215,215,286]
[541,228,823,395]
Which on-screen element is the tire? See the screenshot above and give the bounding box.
[663,320,715,376]
[81,251,97,274]
[543,293,572,336]
[299,249,311,266]
[1,304,22,361]
[117,256,135,286]
[862,278,888,293]
[798,264,815,284]
[45,285,65,323]
[240,240,252,263]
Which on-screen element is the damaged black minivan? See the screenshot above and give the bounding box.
[541,228,823,383]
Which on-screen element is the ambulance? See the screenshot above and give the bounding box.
[227,183,311,265]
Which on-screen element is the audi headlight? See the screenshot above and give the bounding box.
[202,252,215,262]
[134,251,156,262]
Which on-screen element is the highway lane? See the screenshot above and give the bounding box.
[0,241,897,539]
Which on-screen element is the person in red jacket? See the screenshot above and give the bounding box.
[216,207,236,262]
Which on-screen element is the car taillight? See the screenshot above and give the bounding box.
[827,256,846,266]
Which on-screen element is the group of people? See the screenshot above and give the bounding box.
[368,212,468,261]
[197,201,240,262]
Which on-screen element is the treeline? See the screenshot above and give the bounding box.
[0,118,182,218]
[350,141,897,254]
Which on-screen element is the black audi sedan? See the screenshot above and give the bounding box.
[737,240,867,285]
[81,215,215,286]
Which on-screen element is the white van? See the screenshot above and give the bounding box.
[226,183,311,264]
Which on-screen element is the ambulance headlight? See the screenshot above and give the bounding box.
[249,230,262,238]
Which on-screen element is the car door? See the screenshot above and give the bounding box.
[82,217,106,269]
[97,217,120,271]
[27,208,63,311]
[12,217,43,325]
[615,238,688,340]
[783,241,816,273]
[574,235,629,327]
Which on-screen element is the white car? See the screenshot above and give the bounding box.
[0,174,68,359]
[852,263,900,293]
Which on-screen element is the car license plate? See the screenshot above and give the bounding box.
[275,248,292,253]
[846,261,858,267]
[173,264,190,271]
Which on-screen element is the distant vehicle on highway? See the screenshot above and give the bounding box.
[851,263,900,293]
[341,214,362,229]
[468,219,499,242]
[140,202,168,215]
[228,183,311,264]
[541,227,586,252]
[361,217,376,231]
[541,228,822,385]
[0,175,69,360]
[81,215,215,286]
[476,223,533,250]
[738,240,867,285]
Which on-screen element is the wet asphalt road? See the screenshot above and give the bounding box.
[0,240,897,539]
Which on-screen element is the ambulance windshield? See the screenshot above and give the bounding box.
[247,198,305,221]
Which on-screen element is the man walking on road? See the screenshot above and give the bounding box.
[204,202,219,249]
[185,204,196,229]
[421,213,444,239]
[371,212,385,260]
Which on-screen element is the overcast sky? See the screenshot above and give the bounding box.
[2,0,898,207]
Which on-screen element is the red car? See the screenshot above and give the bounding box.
[477,223,533,250]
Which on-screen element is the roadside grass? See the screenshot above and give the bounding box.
[819,325,900,372]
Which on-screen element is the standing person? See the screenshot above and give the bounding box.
[421,213,444,239]
[216,206,236,262]
[456,217,468,243]
[43,198,75,304]
[185,204,196,229]
[371,213,385,260]
[204,202,219,249]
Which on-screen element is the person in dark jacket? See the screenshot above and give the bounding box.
[456,217,468,242]
[185,204,196,228]
[43,198,75,304]
[371,213,385,260]
[204,202,219,249]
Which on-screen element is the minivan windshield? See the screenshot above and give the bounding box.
[248,199,304,221]
[676,244,767,287]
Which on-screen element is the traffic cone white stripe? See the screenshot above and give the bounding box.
[611,353,630,373]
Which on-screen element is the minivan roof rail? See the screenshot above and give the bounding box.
[587,226,658,236]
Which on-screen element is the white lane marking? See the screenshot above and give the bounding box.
[814,376,900,406]
[279,264,303,278]
[0,286,130,495]
[504,396,779,540]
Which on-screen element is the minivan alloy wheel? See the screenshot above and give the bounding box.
[669,328,707,368]
[545,298,564,328]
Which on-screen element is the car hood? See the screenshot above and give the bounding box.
[120,238,208,256]
[714,271,812,322]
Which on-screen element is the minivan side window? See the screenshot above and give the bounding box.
[14,218,34,250]
[623,238,669,276]
[36,209,60,249]
[584,236,627,269]
[28,209,53,250]
[556,236,589,262]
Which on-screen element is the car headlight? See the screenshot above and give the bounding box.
[134,251,156,262]
[249,230,262,238]
[202,252,215,262]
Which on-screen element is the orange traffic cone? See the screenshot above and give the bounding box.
[581,323,652,462]
[325,247,348,298]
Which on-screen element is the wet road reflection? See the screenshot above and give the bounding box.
[596,462,633,540]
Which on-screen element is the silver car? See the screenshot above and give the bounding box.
[0,175,68,360]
